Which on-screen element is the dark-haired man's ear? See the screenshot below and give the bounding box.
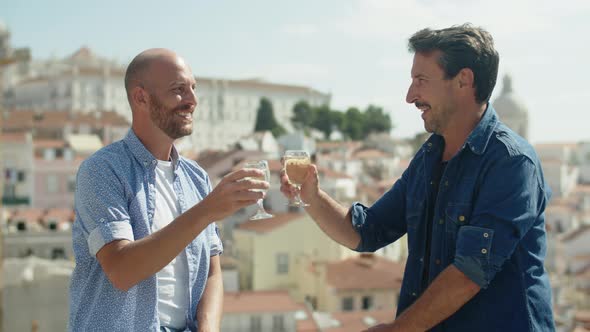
[458,68,475,88]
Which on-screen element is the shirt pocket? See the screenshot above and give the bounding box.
[445,203,472,257]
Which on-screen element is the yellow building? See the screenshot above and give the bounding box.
[234,212,404,312]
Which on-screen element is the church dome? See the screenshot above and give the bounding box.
[0,20,8,35]
[493,74,528,117]
[493,74,529,139]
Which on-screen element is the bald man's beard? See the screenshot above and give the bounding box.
[148,93,193,140]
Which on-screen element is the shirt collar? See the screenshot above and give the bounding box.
[123,129,180,170]
[423,103,499,156]
[464,103,499,155]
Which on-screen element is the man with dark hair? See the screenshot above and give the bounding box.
[281,24,555,331]
[69,48,268,331]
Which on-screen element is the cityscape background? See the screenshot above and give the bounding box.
[1,1,590,331]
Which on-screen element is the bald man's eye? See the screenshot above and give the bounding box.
[172,87,184,94]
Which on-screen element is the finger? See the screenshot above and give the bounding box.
[302,164,318,183]
[279,167,289,182]
[234,178,269,191]
[223,168,265,183]
[234,190,264,201]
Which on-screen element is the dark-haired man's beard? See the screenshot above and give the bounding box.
[149,93,193,140]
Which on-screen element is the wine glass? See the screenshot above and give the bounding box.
[244,160,273,220]
[283,150,311,207]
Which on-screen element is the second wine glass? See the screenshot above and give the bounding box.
[244,160,274,220]
[283,150,311,207]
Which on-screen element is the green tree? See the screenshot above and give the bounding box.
[291,100,315,130]
[254,97,286,137]
[311,104,334,139]
[342,107,365,140]
[363,105,392,136]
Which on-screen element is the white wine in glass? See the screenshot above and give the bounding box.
[283,150,311,207]
[244,160,273,220]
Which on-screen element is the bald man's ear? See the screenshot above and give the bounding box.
[457,68,475,89]
[131,86,149,109]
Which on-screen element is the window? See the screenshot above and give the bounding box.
[250,316,262,332]
[44,148,56,161]
[342,297,354,311]
[17,171,26,182]
[362,295,373,310]
[52,248,66,259]
[276,253,289,274]
[47,175,59,193]
[272,315,285,332]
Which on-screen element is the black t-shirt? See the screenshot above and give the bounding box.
[421,160,448,290]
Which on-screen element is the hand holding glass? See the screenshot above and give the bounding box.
[283,150,311,207]
[244,160,273,220]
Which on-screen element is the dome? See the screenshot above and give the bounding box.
[0,20,8,35]
[493,74,528,117]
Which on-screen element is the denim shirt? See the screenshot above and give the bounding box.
[69,130,223,332]
[351,105,555,331]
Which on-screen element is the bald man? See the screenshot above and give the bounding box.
[68,49,268,332]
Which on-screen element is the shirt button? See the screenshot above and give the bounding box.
[435,259,441,265]
[419,258,424,262]
[483,233,489,238]
[458,215,466,222]
[444,180,449,186]
[481,248,488,254]
[152,160,157,165]
[439,218,444,224]
[411,292,417,297]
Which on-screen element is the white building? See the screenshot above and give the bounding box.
[190,78,330,151]
[493,74,529,140]
[2,45,331,152]
[1,132,34,206]
[3,47,129,120]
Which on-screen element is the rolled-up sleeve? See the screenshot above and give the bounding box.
[351,168,409,252]
[209,223,223,256]
[75,158,134,257]
[453,155,545,288]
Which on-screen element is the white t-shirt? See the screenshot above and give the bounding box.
[153,159,189,329]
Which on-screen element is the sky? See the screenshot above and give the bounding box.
[2,0,589,143]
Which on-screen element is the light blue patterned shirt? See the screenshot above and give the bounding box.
[69,129,223,332]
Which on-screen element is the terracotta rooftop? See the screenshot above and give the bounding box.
[3,110,129,130]
[352,148,392,159]
[326,254,404,290]
[236,212,305,234]
[223,290,305,314]
[10,209,45,224]
[34,139,67,149]
[43,208,75,224]
[324,309,396,332]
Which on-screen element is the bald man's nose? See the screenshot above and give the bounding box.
[186,89,197,106]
